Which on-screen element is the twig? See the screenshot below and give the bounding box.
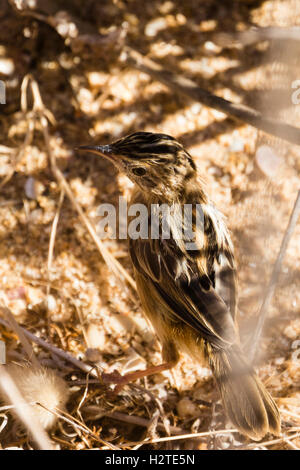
[123,427,299,449]
[249,190,300,362]
[0,145,15,154]
[236,433,300,450]
[36,403,120,450]
[85,408,186,435]
[0,413,8,435]
[76,367,93,421]
[123,47,300,146]
[283,437,300,450]
[0,304,40,369]
[47,189,65,297]
[213,26,300,47]
[279,409,300,421]
[23,276,100,349]
[0,316,99,378]
[122,427,238,447]
[0,200,20,207]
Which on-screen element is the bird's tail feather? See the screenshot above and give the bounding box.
[209,345,281,441]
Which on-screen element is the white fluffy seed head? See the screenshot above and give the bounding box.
[1,364,70,430]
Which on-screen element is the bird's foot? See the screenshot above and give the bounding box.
[101,362,173,394]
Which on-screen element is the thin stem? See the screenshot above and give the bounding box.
[249,190,300,362]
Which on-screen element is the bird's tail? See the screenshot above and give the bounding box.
[209,345,281,440]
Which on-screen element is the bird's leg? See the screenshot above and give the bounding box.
[101,362,174,394]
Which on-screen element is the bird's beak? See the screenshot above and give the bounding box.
[75,144,123,169]
[75,144,112,158]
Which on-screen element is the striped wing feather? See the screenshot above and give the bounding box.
[129,223,238,349]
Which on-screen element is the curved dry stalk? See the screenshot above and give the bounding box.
[1,75,55,189]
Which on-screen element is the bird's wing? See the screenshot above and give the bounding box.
[129,236,237,349]
[214,251,237,322]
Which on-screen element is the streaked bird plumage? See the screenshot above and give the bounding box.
[78,131,281,440]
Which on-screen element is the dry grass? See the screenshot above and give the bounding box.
[0,0,299,450]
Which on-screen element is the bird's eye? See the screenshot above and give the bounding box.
[132,167,147,176]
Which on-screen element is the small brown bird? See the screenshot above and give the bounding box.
[78,132,281,440]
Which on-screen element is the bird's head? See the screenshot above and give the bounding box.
[77,132,196,200]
